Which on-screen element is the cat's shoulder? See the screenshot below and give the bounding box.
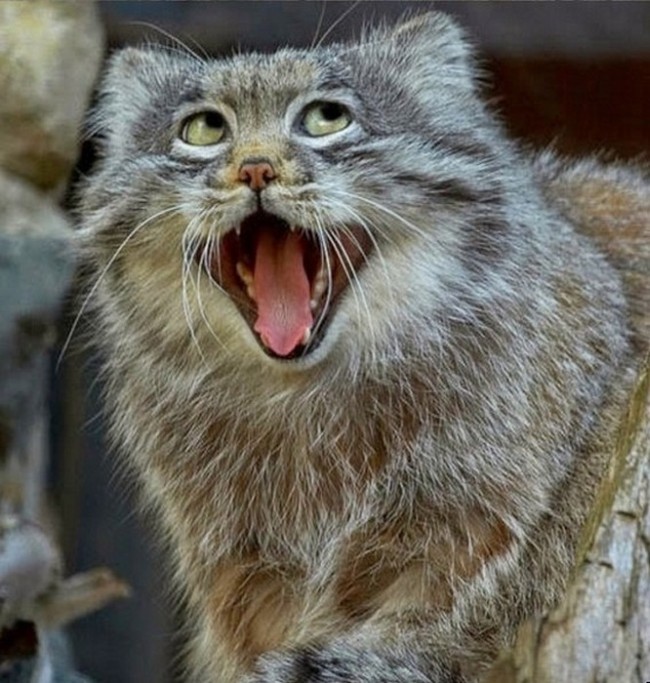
[533,150,649,345]
[532,150,649,227]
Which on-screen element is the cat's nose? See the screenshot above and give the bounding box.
[238,158,276,192]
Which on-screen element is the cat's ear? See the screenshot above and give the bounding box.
[391,12,473,67]
[87,48,164,145]
[90,47,192,147]
[382,12,477,90]
[105,46,161,79]
[99,47,166,105]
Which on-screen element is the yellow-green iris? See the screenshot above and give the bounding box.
[180,111,225,146]
[302,102,351,137]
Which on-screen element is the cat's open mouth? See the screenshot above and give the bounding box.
[195,210,371,359]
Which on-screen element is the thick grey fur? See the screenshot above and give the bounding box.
[75,12,644,683]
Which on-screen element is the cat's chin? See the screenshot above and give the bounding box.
[194,209,372,360]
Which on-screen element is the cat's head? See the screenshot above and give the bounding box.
[79,12,510,372]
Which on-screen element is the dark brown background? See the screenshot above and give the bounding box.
[53,3,649,682]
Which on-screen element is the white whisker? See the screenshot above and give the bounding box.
[310,1,329,50]
[306,212,335,353]
[58,204,182,368]
[127,21,208,65]
[195,224,231,355]
[181,216,208,364]
[326,227,377,363]
[333,189,430,241]
[315,0,362,48]
[318,198,398,335]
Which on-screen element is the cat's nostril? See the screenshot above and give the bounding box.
[238,159,276,192]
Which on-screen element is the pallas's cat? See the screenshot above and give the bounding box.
[76,12,647,683]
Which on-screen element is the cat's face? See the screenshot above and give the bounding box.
[80,13,505,371]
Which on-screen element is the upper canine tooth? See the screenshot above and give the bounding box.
[311,269,327,301]
[289,225,297,233]
[236,261,253,286]
[235,224,241,237]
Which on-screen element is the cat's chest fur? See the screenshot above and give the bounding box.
[120,355,516,575]
[125,370,514,669]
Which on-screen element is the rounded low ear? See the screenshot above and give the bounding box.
[88,48,164,146]
[89,46,195,149]
[389,12,476,76]
[104,46,172,83]
[349,12,479,100]
[100,47,166,104]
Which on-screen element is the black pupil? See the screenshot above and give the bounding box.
[320,103,343,121]
[203,111,223,128]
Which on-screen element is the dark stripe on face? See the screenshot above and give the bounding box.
[285,141,320,184]
[314,146,364,166]
[314,131,497,179]
[392,175,500,206]
[460,214,511,274]
[433,133,496,164]
[290,649,325,681]
[101,215,134,240]
[178,84,206,105]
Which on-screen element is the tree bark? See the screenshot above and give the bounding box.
[486,357,649,683]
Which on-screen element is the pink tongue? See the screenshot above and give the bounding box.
[252,229,313,356]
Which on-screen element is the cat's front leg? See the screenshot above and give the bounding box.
[245,642,462,683]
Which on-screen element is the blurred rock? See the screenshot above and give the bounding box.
[0,171,73,354]
[0,1,103,193]
[0,1,111,679]
[0,170,75,517]
[0,629,93,682]
[0,516,61,629]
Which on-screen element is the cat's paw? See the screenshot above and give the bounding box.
[246,644,453,683]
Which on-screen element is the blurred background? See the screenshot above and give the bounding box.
[49,2,649,682]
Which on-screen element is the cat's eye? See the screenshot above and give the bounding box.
[180,111,226,146]
[301,102,351,137]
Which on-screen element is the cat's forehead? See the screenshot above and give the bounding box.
[202,50,329,105]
